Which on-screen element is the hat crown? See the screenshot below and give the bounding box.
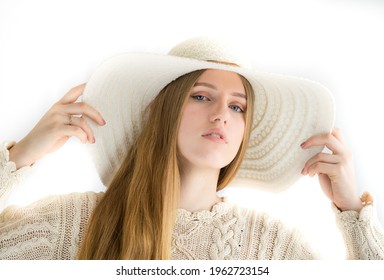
[168,37,252,69]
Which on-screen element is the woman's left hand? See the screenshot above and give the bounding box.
[301,128,363,212]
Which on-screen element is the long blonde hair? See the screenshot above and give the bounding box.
[77,69,255,259]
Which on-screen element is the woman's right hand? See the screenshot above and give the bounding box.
[9,84,106,169]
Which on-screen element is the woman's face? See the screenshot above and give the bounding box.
[177,69,247,171]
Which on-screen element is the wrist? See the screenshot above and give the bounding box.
[335,198,363,213]
[335,193,373,212]
[8,141,36,169]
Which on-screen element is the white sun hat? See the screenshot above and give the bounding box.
[83,37,335,192]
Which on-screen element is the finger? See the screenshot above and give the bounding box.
[62,102,105,126]
[59,84,86,104]
[60,124,88,144]
[302,152,339,175]
[332,127,347,145]
[301,132,344,155]
[68,116,95,144]
[306,162,338,177]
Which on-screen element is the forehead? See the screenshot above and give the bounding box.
[195,69,245,91]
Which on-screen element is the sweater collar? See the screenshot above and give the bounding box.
[176,198,233,222]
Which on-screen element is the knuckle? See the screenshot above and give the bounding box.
[50,103,62,113]
[79,102,88,110]
[316,153,324,161]
[73,126,83,134]
[80,135,87,143]
[325,133,333,142]
[78,117,86,126]
[49,113,61,123]
[308,163,317,174]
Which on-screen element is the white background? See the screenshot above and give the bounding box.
[0,0,383,260]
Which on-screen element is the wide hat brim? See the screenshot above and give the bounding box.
[83,42,334,192]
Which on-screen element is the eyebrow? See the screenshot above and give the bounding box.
[194,82,247,99]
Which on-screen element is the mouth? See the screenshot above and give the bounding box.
[202,129,227,144]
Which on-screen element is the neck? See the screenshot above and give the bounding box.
[179,166,222,212]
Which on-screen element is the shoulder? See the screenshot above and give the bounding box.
[0,191,104,259]
[1,191,104,222]
[47,191,104,222]
[57,191,104,210]
[230,202,284,227]
[231,202,302,238]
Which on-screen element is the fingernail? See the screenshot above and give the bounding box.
[92,137,96,144]
[301,168,305,175]
[300,142,306,148]
[102,118,106,125]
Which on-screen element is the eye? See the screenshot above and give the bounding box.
[229,105,244,113]
[192,95,209,101]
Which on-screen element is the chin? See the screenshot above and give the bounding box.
[196,157,234,170]
[179,149,237,171]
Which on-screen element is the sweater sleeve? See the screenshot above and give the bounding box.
[286,201,384,260]
[334,203,384,259]
[0,191,100,259]
[280,229,320,260]
[0,141,102,259]
[0,142,32,208]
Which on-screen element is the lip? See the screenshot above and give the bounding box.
[201,128,228,144]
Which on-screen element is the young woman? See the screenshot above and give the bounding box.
[1,37,383,260]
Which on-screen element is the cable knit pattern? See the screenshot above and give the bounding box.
[172,202,319,260]
[210,208,244,259]
[1,143,384,259]
[333,204,384,259]
[0,190,101,259]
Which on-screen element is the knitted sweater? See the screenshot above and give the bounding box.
[1,142,383,260]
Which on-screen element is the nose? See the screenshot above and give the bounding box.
[209,102,229,125]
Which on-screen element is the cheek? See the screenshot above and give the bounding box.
[177,106,199,146]
[230,118,246,147]
[179,105,195,132]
